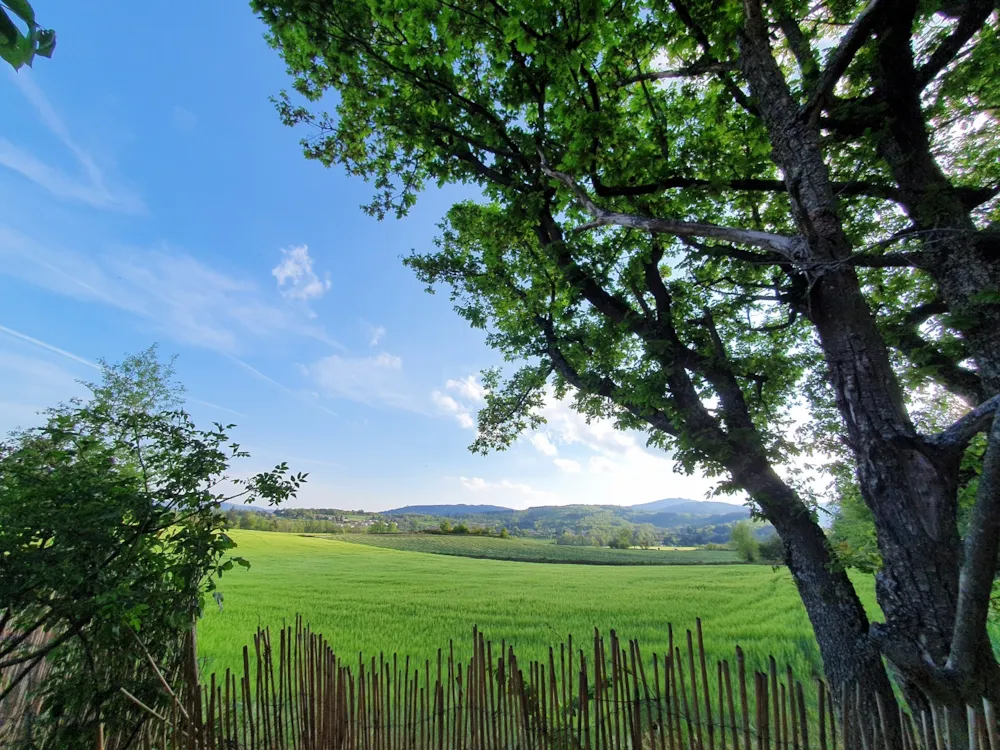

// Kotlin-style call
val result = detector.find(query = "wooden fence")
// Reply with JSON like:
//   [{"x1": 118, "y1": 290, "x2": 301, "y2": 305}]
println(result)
[
  {"x1": 5, "y1": 617, "x2": 999, "y2": 749},
  {"x1": 125, "y1": 617, "x2": 997, "y2": 750}
]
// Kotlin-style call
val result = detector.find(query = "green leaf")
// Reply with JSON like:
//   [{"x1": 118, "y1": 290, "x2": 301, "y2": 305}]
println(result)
[
  {"x1": 3, "y1": 0, "x2": 35, "y2": 24},
  {"x1": 0, "y1": 9, "x2": 20, "y2": 45},
  {"x1": 0, "y1": 26, "x2": 33, "y2": 70},
  {"x1": 35, "y1": 28, "x2": 54, "y2": 58}
]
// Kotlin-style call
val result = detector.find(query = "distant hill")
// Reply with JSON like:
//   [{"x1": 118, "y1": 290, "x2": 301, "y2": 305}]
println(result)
[
  {"x1": 387, "y1": 504, "x2": 514, "y2": 517},
  {"x1": 632, "y1": 498, "x2": 748, "y2": 515},
  {"x1": 220, "y1": 501, "x2": 274, "y2": 514},
  {"x1": 629, "y1": 498, "x2": 691, "y2": 511}
]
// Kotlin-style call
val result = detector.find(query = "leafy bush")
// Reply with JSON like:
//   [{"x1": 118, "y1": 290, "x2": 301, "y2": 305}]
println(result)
[{"x1": 0, "y1": 348, "x2": 303, "y2": 746}]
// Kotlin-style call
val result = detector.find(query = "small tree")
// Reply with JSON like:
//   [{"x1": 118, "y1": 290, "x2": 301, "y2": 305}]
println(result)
[
  {"x1": 730, "y1": 521, "x2": 760, "y2": 563},
  {"x1": 635, "y1": 524, "x2": 657, "y2": 550},
  {"x1": 0, "y1": 348, "x2": 304, "y2": 746}
]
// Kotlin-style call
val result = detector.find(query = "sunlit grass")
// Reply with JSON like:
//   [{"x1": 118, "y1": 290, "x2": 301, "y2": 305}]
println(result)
[
  {"x1": 198, "y1": 531, "x2": 881, "y2": 689},
  {"x1": 337, "y1": 533, "x2": 739, "y2": 564}
]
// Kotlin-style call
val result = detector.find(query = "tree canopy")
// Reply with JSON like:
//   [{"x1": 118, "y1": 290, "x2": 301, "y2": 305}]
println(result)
[{"x1": 255, "y1": 0, "x2": 1000, "y2": 733}]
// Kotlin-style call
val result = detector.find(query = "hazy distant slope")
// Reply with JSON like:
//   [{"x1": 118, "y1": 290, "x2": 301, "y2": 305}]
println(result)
[{"x1": 386, "y1": 504, "x2": 513, "y2": 516}]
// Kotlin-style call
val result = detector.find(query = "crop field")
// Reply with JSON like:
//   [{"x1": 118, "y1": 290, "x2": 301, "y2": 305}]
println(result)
[
  {"x1": 198, "y1": 531, "x2": 881, "y2": 687},
  {"x1": 337, "y1": 533, "x2": 740, "y2": 564}
]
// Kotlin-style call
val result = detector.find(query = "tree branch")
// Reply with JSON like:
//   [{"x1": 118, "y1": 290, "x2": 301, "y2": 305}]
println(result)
[
  {"x1": 613, "y1": 58, "x2": 737, "y2": 87},
  {"x1": 803, "y1": 0, "x2": 892, "y2": 120},
  {"x1": 539, "y1": 317, "x2": 679, "y2": 437},
  {"x1": 669, "y1": 0, "x2": 757, "y2": 113},
  {"x1": 589, "y1": 173, "x2": 903, "y2": 202},
  {"x1": 928, "y1": 392, "x2": 1000, "y2": 451},
  {"x1": 916, "y1": 0, "x2": 995, "y2": 89},
  {"x1": 884, "y1": 300, "x2": 985, "y2": 405},
  {"x1": 946, "y1": 409, "x2": 1000, "y2": 674},
  {"x1": 541, "y1": 160, "x2": 805, "y2": 256}
]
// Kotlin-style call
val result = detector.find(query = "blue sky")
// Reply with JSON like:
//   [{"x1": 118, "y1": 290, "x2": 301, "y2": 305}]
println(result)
[{"x1": 0, "y1": 0, "x2": 724, "y2": 510}]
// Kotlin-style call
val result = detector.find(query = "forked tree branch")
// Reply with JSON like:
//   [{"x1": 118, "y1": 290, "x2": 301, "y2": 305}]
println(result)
[
  {"x1": 917, "y1": 0, "x2": 995, "y2": 89},
  {"x1": 540, "y1": 160, "x2": 805, "y2": 257},
  {"x1": 947, "y1": 408, "x2": 1000, "y2": 674},
  {"x1": 802, "y1": 0, "x2": 892, "y2": 119},
  {"x1": 929, "y1": 392, "x2": 1000, "y2": 451}
]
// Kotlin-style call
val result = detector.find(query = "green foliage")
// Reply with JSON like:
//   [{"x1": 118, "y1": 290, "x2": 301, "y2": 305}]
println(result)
[
  {"x1": 368, "y1": 520, "x2": 399, "y2": 534},
  {"x1": 0, "y1": 0, "x2": 55, "y2": 70},
  {"x1": 730, "y1": 521, "x2": 760, "y2": 563},
  {"x1": 758, "y1": 536, "x2": 785, "y2": 566},
  {"x1": 0, "y1": 348, "x2": 303, "y2": 745}
]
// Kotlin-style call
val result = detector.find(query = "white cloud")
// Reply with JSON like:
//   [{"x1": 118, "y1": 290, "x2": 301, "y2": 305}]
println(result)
[
  {"x1": 272, "y1": 245, "x2": 331, "y2": 301},
  {"x1": 1, "y1": 71, "x2": 144, "y2": 213},
  {"x1": 368, "y1": 324, "x2": 387, "y2": 347},
  {"x1": 553, "y1": 458, "x2": 582, "y2": 473},
  {"x1": 305, "y1": 351, "x2": 411, "y2": 408},
  {"x1": 431, "y1": 373, "x2": 485, "y2": 429},
  {"x1": 0, "y1": 227, "x2": 340, "y2": 354},
  {"x1": 446, "y1": 375, "x2": 485, "y2": 402},
  {"x1": 432, "y1": 391, "x2": 462, "y2": 413},
  {"x1": 172, "y1": 105, "x2": 197, "y2": 133},
  {"x1": 530, "y1": 433, "x2": 558, "y2": 456},
  {"x1": 588, "y1": 456, "x2": 619, "y2": 474}
]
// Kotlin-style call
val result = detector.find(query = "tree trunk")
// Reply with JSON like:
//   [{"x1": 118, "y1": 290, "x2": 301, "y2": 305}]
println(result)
[
  {"x1": 736, "y1": 0, "x2": 999, "y2": 733},
  {"x1": 731, "y1": 456, "x2": 896, "y2": 703},
  {"x1": 860, "y1": 0, "x2": 1000, "y2": 715}
]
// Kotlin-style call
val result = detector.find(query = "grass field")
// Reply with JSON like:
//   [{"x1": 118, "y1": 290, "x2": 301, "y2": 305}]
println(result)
[
  {"x1": 336, "y1": 533, "x2": 740, "y2": 564},
  {"x1": 198, "y1": 531, "x2": 880, "y2": 687}
]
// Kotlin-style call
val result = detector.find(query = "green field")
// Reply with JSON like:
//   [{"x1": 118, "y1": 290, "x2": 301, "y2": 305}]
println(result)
[
  {"x1": 198, "y1": 531, "x2": 880, "y2": 686},
  {"x1": 337, "y1": 532, "x2": 740, "y2": 564}
]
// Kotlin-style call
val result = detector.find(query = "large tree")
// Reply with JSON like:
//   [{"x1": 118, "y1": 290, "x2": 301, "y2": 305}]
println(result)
[{"x1": 254, "y1": 0, "x2": 1000, "y2": 729}]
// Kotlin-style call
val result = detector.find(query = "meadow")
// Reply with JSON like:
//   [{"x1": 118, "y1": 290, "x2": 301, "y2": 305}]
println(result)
[
  {"x1": 338, "y1": 533, "x2": 740, "y2": 564},
  {"x1": 198, "y1": 531, "x2": 880, "y2": 687}
]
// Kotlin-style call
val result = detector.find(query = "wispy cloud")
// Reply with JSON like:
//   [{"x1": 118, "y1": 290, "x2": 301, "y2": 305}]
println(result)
[
  {"x1": 459, "y1": 476, "x2": 556, "y2": 502},
  {"x1": 272, "y1": 245, "x2": 331, "y2": 302},
  {"x1": 0, "y1": 324, "x2": 252, "y2": 420},
  {"x1": 305, "y1": 351, "x2": 413, "y2": 409},
  {"x1": 367, "y1": 323, "x2": 387, "y2": 347},
  {"x1": 0, "y1": 324, "x2": 98, "y2": 369},
  {"x1": 0, "y1": 227, "x2": 343, "y2": 355},
  {"x1": 553, "y1": 458, "x2": 582, "y2": 473},
  {"x1": 1, "y1": 71, "x2": 144, "y2": 213}
]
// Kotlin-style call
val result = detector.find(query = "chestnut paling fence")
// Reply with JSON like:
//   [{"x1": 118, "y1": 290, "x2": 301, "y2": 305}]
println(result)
[{"x1": 3, "y1": 617, "x2": 999, "y2": 749}]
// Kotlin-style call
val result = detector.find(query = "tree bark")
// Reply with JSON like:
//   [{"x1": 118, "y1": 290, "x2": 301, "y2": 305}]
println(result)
[
  {"x1": 860, "y1": 0, "x2": 1000, "y2": 716},
  {"x1": 736, "y1": 0, "x2": 989, "y2": 735}
]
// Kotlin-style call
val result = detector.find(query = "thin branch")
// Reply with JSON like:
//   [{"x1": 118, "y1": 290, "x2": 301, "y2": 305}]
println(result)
[
  {"x1": 590, "y1": 173, "x2": 903, "y2": 202},
  {"x1": 540, "y1": 159, "x2": 804, "y2": 256},
  {"x1": 928, "y1": 392, "x2": 1000, "y2": 451},
  {"x1": 669, "y1": 0, "x2": 757, "y2": 113},
  {"x1": 613, "y1": 59, "x2": 736, "y2": 87},
  {"x1": 803, "y1": 0, "x2": 892, "y2": 119},
  {"x1": 777, "y1": 12, "x2": 819, "y2": 88},
  {"x1": 917, "y1": 0, "x2": 994, "y2": 89}
]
